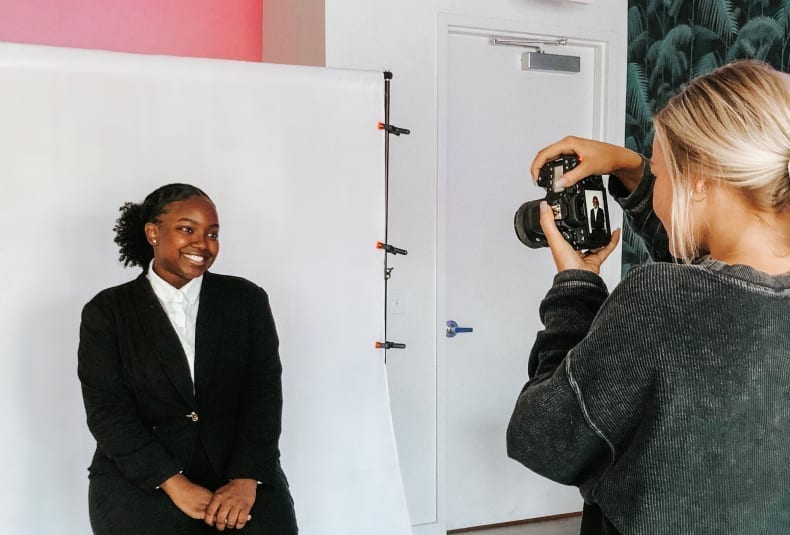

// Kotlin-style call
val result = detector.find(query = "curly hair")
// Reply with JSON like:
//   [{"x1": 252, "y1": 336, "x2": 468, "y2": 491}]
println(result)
[{"x1": 113, "y1": 183, "x2": 212, "y2": 268}]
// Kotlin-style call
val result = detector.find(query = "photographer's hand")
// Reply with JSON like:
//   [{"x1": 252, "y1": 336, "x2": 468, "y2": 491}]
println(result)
[
  {"x1": 539, "y1": 201, "x2": 621, "y2": 274},
  {"x1": 531, "y1": 136, "x2": 644, "y2": 192}
]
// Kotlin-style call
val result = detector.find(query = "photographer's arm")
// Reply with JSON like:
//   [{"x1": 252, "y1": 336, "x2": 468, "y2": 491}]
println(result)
[
  {"x1": 609, "y1": 159, "x2": 673, "y2": 263},
  {"x1": 506, "y1": 193, "x2": 623, "y2": 489},
  {"x1": 531, "y1": 137, "x2": 643, "y2": 191},
  {"x1": 506, "y1": 270, "x2": 612, "y2": 489}
]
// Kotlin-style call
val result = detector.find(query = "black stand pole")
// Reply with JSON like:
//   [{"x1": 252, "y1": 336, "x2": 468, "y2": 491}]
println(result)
[
  {"x1": 383, "y1": 71, "x2": 392, "y2": 363},
  {"x1": 378, "y1": 71, "x2": 410, "y2": 361}
]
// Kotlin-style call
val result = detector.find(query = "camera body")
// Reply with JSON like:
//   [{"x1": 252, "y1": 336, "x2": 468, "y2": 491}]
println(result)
[{"x1": 514, "y1": 154, "x2": 611, "y2": 250}]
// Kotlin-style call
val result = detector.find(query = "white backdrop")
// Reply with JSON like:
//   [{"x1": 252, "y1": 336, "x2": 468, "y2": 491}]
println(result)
[{"x1": 0, "y1": 42, "x2": 411, "y2": 535}]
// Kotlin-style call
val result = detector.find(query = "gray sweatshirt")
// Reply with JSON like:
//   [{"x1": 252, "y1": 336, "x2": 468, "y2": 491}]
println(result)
[{"x1": 506, "y1": 165, "x2": 790, "y2": 534}]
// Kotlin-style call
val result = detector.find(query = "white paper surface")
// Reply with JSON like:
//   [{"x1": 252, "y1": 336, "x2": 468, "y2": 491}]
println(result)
[{"x1": 0, "y1": 42, "x2": 410, "y2": 535}]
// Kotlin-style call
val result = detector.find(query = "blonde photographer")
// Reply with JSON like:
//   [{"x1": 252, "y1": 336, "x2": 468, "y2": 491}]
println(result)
[{"x1": 507, "y1": 60, "x2": 790, "y2": 534}]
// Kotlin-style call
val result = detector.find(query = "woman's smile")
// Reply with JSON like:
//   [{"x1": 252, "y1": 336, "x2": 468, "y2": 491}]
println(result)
[
  {"x1": 145, "y1": 195, "x2": 220, "y2": 288},
  {"x1": 182, "y1": 252, "x2": 210, "y2": 265}
]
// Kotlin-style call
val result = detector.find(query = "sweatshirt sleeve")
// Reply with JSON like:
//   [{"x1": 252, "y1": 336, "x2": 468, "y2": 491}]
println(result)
[
  {"x1": 608, "y1": 157, "x2": 673, "y2": 263},
  {"x1": 506, "y1": 270, "x2": 614, "y2": 493},
  {"x1": 508, "y1": 262, "x2": 682, "y2": 501}
]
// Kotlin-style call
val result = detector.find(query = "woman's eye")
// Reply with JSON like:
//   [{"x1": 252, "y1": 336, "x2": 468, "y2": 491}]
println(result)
[
  {"x1": 178, "y1": 226, "x2": 193, "y2": 233},
  {"x1": 208, "y1": 233, "x2": 219, "y2": 240}
]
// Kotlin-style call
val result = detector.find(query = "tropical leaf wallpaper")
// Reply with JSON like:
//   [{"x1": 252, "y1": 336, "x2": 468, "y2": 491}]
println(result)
[{"x1": 623, "y1": 0, "x2": 790, "y2": 273}]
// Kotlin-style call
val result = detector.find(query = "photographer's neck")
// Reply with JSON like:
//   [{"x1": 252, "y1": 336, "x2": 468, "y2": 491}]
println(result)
[{"x1": 702, "y1": 185, "x2": 790, "y2": 275}]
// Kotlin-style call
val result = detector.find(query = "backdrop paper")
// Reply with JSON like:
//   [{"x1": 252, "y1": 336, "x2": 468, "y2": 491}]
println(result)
[{"x1": 0, "y1": 42, "x2": 410, "y2": 535}]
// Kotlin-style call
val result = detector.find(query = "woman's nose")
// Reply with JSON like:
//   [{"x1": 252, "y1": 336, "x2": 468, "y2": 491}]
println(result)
[{"x1": 192, "y1": 234, "x2": 208, "y2": 248}]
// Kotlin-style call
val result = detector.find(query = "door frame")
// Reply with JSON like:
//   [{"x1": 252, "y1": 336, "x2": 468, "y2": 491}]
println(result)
[{"x1": 436, "y1": 13, "x2": 627, "y2": 530}]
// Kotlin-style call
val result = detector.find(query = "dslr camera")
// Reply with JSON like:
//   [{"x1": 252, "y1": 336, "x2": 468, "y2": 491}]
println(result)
[{"x1": 514, "y1": 154, "x2": 611, "y2": 250}]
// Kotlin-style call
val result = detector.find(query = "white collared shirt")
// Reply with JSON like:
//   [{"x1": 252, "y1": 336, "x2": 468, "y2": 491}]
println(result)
[{"x1": 147, "y1": 260, "x2": 203, "y2": 383}]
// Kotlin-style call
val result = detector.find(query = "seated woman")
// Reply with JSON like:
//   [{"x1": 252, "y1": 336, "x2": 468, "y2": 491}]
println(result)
[
  {"x1": 507, "y1": 60, "x2": 790, "y2": 534},
  {"x1": 78, "y1": 183, "x2": 298, "y2": 534}
]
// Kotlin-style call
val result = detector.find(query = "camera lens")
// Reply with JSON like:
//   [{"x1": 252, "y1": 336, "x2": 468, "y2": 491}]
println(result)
[{"x1": 514, "y1": 200, "x2": 546, "y2": 248}]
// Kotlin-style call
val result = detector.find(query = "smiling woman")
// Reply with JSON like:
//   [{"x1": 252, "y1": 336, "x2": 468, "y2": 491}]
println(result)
[
  {"x1": 144, "y1": 192, "x2": 220, "y2": 289},
  {"x1": 78, "y1": 183, "x2": 298, "y2": 535}
]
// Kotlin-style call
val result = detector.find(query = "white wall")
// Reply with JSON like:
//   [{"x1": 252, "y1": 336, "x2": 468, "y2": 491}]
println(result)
[
  {"x1": 263, "y1": 0, "x2": 325, "y2": 66},
  {"x1": 323, "y1": 1, "x2": 627, "y2": 532}
]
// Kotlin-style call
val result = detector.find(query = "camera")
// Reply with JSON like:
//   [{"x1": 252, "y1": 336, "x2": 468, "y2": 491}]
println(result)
[{"x1": 514, "y1": 154, "x2": 611, "y2": 250}]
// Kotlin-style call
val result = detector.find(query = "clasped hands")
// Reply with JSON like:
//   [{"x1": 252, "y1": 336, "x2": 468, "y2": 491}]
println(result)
[{"x1": 161, "y1": 474, "x2": 257, "y2": 531}]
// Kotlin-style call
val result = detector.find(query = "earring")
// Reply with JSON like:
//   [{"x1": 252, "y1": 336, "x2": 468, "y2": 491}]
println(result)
[
  {"x1": 152, "y1": 239, "x2": 158, "y2": 245},
  {"x1": 689, "y1": 188, "x2": 707, "y2": 202}
]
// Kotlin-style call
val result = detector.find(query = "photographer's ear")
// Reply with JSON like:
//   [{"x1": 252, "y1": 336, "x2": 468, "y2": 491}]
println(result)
[{"x1": 689, "y1": 178, "x2": 708, "y2": 203}]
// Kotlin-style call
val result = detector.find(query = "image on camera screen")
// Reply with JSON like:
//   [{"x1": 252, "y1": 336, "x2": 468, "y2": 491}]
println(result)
[{"x1": 585, "y1": 188, "x2": 609, "y2": 244}]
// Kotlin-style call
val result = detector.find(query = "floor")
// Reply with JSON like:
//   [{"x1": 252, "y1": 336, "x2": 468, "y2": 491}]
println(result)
[{"x1": 453, "y1": 515, "x2": 582, "y2": 535}]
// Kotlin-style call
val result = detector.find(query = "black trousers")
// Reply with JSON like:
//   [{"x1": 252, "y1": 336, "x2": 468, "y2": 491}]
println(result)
[
  {"x1": 89, "y1": 443, "x2": 297, "y2": 535},
  {"x1": 580, "y1": 502, "x2": 621, "y2": 535}
]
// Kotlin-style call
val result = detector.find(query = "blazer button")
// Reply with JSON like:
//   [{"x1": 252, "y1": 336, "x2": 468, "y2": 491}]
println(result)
[{"x1": 186, "y1": 411, "x2": 199, "y2": 422}]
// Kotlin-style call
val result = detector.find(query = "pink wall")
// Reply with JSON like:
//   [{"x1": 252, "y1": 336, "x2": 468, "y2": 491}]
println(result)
[{"x1": 0, "y1": 0, "x2": 263, "y2": 61}]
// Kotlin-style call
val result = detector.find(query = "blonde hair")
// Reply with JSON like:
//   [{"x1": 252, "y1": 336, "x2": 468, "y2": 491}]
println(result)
[{"x1": 652, "y1": 60, "x2": 790, "y2": 262}]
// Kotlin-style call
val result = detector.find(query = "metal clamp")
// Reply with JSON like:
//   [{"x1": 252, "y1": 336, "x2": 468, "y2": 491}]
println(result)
[
  {"x1": 376, "y1": 341, "x2": 407, "y2": 350},
  {"x1": 378, "y1": 122, "x2": 411, "y2": 136},
  {"x1": 377, "y1": 242, "x2": 408, "y2": 256}
]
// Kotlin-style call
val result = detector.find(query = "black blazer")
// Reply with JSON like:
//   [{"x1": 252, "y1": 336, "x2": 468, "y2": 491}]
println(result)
[
  {"x1": 590, "y1": 207, "x2": 605, "y2": 230},
  {"x1": 78, "y1": 271, "x2": 283, "y2": 491}
]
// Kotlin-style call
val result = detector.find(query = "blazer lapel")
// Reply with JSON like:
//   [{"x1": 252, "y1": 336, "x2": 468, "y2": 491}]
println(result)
[
  {"x1": 194, "y1": 271, "x2": 222, "y2": 399},
  {"x1": 131, "y1": 274, "x2": 196, "y2": 407}
]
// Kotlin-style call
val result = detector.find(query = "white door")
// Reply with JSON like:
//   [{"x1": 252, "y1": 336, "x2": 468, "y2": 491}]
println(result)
[{"x1": 439, "y1": 23, "x2": 614, "y2": 530}]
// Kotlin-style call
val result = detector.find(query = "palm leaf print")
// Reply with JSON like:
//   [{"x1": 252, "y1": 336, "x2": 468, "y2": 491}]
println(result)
[
  {"x1": 696, "y1": 0, "x2": 738, "y2": 42},
  {"x1": 627, "y1": 62, "x2": 653, "y2": 130},
  {"x1": 727, "y1": 16, "x2": 782, "y2": 61},
  {"x1": 647, "y1": 24, "x2": 694, "y2": 86}
]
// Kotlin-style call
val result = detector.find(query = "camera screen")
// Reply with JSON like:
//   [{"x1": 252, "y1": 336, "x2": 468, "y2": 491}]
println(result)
[
  {"x1": 585, "y1": 189, "x2": 608, "y2": 238},
  {"x1": 554, "y1": 164, "x2": 564, "y2": 178},
  {"x1": 552, "y1": 165, "x2": 565, "y2": 192}
]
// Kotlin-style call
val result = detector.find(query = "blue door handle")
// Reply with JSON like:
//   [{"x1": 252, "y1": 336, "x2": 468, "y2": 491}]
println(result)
[{"x1": 446, "y1": 320, "x2": 473, "y2": 338}]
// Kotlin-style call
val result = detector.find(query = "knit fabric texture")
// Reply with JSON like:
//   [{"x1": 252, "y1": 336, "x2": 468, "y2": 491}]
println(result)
[{"x1": 506, "y1": 164, "x2": 790, "y2": 534}]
